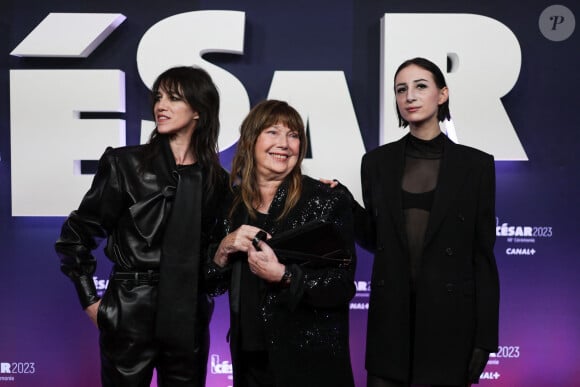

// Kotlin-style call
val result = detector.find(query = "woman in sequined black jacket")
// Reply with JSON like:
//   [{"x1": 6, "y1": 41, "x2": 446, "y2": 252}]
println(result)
[{"x1": 207, "y1": 100, "x2": 356, "y2": 387}]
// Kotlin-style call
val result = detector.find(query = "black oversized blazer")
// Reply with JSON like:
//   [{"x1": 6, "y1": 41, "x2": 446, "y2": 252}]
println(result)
[{"x1": 356, "y1": 134, "x2": 499, "y2": 385}]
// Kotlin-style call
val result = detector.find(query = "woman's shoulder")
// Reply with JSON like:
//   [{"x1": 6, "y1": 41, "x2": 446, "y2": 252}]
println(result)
[
  {"x1": 363, "y1": 135, "x2": 406, "y2": 162},
  {"x1": 301, "y1": 175, "x2": 350, "y2": 202},
  {"x1": 302, "y1": 175, "x2": 329, "y2": 191},
  {"x1": 99, "y1": 146, "x2": 152, "y2": 178},
  {"x1": 87, "y1": 145, "x2": 148, "y2": 184},
  {"x1": 451, "y1": 141, "x2": 494, "y2": 166},
  {"x1": 101, "y1": 144, "x2": 147, "y2": 162}
]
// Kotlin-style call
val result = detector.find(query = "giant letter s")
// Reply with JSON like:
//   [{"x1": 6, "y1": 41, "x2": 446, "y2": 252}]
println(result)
[{"x1": 136, "y1": 10, "x2": 249, "y2": 151}]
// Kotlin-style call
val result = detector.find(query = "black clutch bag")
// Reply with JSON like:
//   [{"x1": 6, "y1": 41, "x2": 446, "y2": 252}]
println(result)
[{"x1": 265, "y1": 220, "x2": 352, "y2": 268}]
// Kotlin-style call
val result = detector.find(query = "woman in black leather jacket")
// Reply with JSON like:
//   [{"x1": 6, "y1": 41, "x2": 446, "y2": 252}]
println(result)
[
  {"x1": 207, "y1": 100, "x2": 356, "y2": 387},
  {"x1": 55, "y1": 66, "x2": 228, "y2": 387}
]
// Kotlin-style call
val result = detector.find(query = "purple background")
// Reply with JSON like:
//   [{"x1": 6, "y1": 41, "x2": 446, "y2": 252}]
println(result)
[{"x1": 1, "y1": 0, "x2": 579, "y2": 386}]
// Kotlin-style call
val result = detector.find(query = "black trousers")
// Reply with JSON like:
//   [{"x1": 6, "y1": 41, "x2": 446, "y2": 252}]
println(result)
[
  {"x1": 97, "y1": 276, "x2": 212, "y2": 387},
  {"x1": 367, "y1": 294, "x2": 468, "y2": 387}
]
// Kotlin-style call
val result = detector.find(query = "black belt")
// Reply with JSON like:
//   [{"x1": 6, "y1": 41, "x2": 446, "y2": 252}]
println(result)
[{"x1": 111, "y1": 270, "x2": 160, "y2": 285}]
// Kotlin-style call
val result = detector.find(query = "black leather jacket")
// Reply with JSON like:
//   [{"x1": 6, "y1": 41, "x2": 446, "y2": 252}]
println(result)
[{"x1": 55, "y1": 136, "x2": 228, "y2": 309}]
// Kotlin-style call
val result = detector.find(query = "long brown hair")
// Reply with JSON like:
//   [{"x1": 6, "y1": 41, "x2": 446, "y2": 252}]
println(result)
[{"x1": 230, "y1": 100, "x2": 307, "y2": 220}]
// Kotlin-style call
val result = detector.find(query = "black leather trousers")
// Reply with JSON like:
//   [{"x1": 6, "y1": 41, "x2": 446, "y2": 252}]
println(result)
[{"x1": 97, "y1": 272, "x2": 213, "y2": 387}]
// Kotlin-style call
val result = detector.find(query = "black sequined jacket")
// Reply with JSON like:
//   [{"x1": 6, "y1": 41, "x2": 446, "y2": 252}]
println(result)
[
  {"x1": 207, "y1": 175, "x2": 356, "y2": 387},
  {"x1": 55, "y1": 136, "x2": 228, "y2": 309}
]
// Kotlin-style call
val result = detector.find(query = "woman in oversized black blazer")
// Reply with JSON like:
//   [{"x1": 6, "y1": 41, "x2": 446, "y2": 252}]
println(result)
[{"x1": 357, "y1": 58, "x2": 499, "y2": 387}]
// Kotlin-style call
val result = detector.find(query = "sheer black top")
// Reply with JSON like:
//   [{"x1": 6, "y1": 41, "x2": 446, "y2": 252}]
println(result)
[{"x1": 401, "y1": 133, "x2": 445, "y2": 289}]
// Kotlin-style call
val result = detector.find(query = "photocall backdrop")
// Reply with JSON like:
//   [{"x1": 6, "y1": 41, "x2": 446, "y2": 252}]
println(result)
[{"x1": 1, "y1": 0, "x2": 579, "y2": 386}]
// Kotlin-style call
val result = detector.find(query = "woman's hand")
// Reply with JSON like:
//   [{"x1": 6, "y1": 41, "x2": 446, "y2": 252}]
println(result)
[
  {"x1": 84, "y1": 300, "x2": 101, "y2": 328},
  {"x1": 247, "y1": 240, "x2": 286, "y2": 283},
  {"x1": 467, "y1": 347, "x2": 490, "y2": 383},
  {"x1": 319, "y1": 178, "x2": 339, "y2": 188},
  {"x1": 213, "y1": 225, "x2": 269, "y2": 267}
]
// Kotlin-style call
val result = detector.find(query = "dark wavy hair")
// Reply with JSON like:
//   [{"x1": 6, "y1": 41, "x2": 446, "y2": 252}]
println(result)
[
  {"x1": 230, "y1": 100, "x2": 307, "y2": 221},
  {"x1": 146, "y1": 66, "x2": 222, "y2": 195},
  {"x1": 394, "y1": 57, "x2": 451, "y2": 128}
]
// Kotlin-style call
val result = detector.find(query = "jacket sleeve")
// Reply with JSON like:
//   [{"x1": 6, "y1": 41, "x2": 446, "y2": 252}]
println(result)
[
  {"x1": 205, "y1": 259, "x2": 232, "y2": 297},
  {"x1": 281, "y1": 190, "x2": 356, "y2": 310},
  {"x1": 204, "y1": 218, "x2": 233, "y2": 298},
  {"x1": 353, "y1": 153, "x2": 377, "y2": 251},
  {"x1": 202, "y1": 170, "x2": 232, "y2": 297},
  {"x1": 54, "y1": 148, "x2": 125, "y2": 309},
  {"x1": 473, "y1": 155, "x2": 500, "y2": 352}
]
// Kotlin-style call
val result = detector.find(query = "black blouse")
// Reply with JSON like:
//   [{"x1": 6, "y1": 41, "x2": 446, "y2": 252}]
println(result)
[{"x1": 402, "y1": 133, "x2": 445, "y2": 289}]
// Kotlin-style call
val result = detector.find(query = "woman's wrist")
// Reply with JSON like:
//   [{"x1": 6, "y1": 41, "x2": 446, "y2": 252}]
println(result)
[
  {"x1": 280, "y1": 265, "x2": 292, "y2": 286},
  {"x1": 213, "y1": 246, "x2": 229, "y2": 267}
]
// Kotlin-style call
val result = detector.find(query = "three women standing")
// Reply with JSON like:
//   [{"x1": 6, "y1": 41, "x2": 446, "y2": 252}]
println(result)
[{"x1": 56, "y1": 57, "x2": 498, "y2": 387}]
